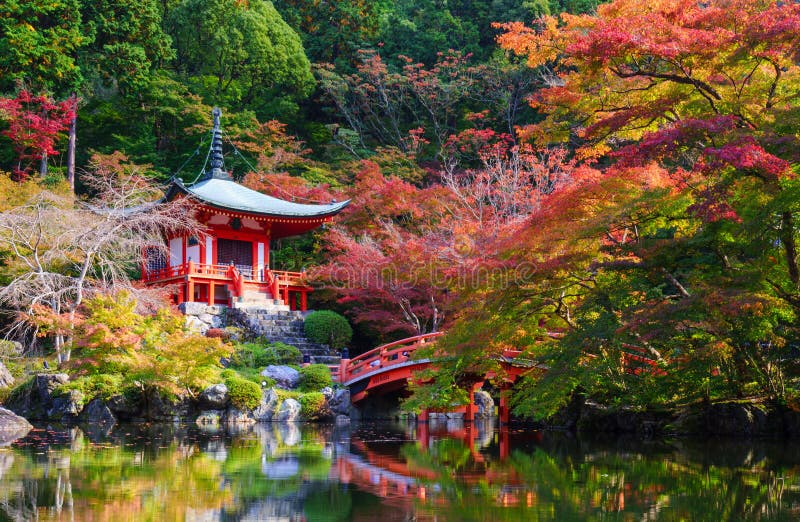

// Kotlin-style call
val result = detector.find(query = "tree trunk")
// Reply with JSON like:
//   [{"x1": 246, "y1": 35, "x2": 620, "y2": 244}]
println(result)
[
  {"x1": 39, "y1": 151, "x2": 48, "y2": 178},
  {"x1": 781, "y1": 211, "x2": 799, "y2": 290},
  {"x1": 67, "y1": 97, "x2": 77, "y2": 192}
]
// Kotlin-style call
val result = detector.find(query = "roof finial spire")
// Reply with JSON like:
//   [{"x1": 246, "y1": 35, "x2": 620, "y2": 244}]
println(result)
[{"x1": 206, "y1": 107, "x2": 231, "y2": 180}]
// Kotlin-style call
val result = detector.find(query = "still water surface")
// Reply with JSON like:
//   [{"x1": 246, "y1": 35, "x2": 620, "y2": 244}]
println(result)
[{"x1": 0, "y1": 419, "x2": 799, "y2": 521}]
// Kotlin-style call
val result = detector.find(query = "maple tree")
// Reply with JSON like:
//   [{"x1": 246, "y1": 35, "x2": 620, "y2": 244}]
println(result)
[
  {"x1": 471, "y1": 0, "x2": 800, "y2": 415},
  {"x1": 387, "y1": 0, "x2": 800, "y2": 417},
  {"x1": 64, "y1": 292, "x2": 230, "y2": 411},
  {"x1": 0, "y1": 91, "x2": 77, "y2": 180},
  {"x1": 0, "y1": 153, "x2": 197, "y2": 362},
  {"x1": 311, "y1": 129, "x2": 582, "y2": 344}
]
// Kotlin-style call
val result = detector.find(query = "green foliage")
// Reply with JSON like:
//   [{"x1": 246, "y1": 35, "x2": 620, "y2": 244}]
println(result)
[
  {"x1": 231, "y1": 341, "x2": 302, "y2": 368},
  {"x1": 303, "y1": 311, "x2": 352, "y2": 350},
  {"x1": 225, "y1": 376, "x2": 262, "y2": 410},
  {"x1": 0, "y1": 0, "x2": 87, "y2": 93},
  {"x1": 56, "y1": 374, "x2": 125, "y2": 407},
  {"x1": 80, "y1": 0, "x2": 174, "y2": 95},
  {"x1": 167, "y1": 0, "x2": 314, "y2": 113},
  {"x1": 5, "y1": 377, "x2": 35, "y2": 407},
  {"x1": 298, "y1": 391, "x2": 327, "y2": 420},
  {"x1": 298, "y1": 364, "x2": 332, "y2": 392},
  {"x1": 67, "y1": 293, "x2": 231, "y2": 404}
]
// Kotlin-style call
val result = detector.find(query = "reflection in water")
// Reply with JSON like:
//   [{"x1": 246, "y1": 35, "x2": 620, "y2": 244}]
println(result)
[{"x1": 0, "y1": 420, "x2": 799, "y2": 520}]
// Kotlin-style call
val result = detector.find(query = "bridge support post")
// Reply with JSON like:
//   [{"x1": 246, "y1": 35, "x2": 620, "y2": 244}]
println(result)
[
  {"x1": 464, "y1": 382, "x2": 483, "y2": 423},
  {"x1": 339, "y1": 355, "x2": 350, "y2": 384},
  {"x1": 418, "y1": 409, "x2": 429, "y2": 423},
  {"x1": 498, "y1": 394, "x2": 510, "y2": 425}
]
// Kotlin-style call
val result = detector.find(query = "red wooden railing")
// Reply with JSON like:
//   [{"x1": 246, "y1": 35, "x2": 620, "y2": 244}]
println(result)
[
  {"x1": 333, "y1": 334, "x2": 664, "y2": 385},
  {"x1": 142, "y1": 262, "x2": 306, "y2": 285},
  {"x1": 336, "y1": 332, "x2": 444, "y2": 384},
  {"x1": 142, "y1": 262, "x2": 312, "y2": 309}
]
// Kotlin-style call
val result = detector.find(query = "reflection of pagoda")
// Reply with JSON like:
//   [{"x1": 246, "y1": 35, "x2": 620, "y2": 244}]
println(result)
[{"x1": 142, "y1": 108, "x2": 349, "y2": 311}]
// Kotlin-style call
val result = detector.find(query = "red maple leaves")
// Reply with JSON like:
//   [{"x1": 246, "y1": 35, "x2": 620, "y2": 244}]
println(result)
[{"x1": 0, "y1": 91, "x2": 76, "y2": 180}]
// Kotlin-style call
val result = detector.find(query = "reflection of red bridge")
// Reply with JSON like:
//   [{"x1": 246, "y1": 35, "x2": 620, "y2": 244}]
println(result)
[
  {"x1": 333, "y1": 425, "x2": 539, "y2": 509},
  {"x1": 330, "y1": 333, "x2": 661, "y2": 422}
]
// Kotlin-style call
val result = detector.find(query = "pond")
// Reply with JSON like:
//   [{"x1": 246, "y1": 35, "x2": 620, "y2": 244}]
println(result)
[{"x1": 0, "y1": 419, "x2": 799, "y2": 521}]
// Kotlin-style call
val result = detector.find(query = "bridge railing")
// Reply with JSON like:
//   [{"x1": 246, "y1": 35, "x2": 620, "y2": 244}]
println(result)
[{"x1": 338, "y1": 332, "x2": 444, "y2": 383}]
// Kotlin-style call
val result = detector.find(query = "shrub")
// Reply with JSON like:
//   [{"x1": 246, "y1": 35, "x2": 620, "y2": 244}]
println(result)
[
  {"x1": 267, "y1": 342, "x2": 302, "y2": 365},
  {"x1": 205, "y1": 328, "x2": 227, "y2": 339},
  {"x1": 56, "y1": 374, "x2": 125, "y2": 404},
  {"x1": 299, "y1": 392, "x2": 328, "y2": 420},
  {"x1": 5, "y1": 377, "x2": 34, "y2": 406},
  {"x1": 298, "y1": 364, "x2": 332, "y2": 392},
  {"x1": 231, "y1": 341, "x2": 302, "y2": 368},
  {"x1": 225, "y1": 377, "x2": 262, "y2": 410},
  {"x1": 303, "y1": 311, "x2": 352, "y2": 350}
]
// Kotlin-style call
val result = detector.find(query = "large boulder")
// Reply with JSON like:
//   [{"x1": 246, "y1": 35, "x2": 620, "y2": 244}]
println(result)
[
  {"x1": 146, "y1": 393, "x2": 192, "y2": 421},
  {"x1": 36, "y1": 373, "x2": 69, "y2": 402},
  {"x1": 328, "y1": 389, "x2": 351, "y2": 416},
  {"x1": 198, "y1": 384, "x2": 229, "y2": 409},
  {"x1": 275, "y1": 398, "x2": 301, "y2": 422},
  {"x1": 253, "y1": 388, "x2": 279, "y2": 422},
  {"x1": 6, "y1": 373, "x2": 71, "y2": 420},
  {"x1": 261, "y1": 366, "x2": 300, "y2": 389},
  {"x1": 47, "y1": 389, "x2": 83, "y2": 420},
  {"x1": 0, "y1": 362, "x2": 14, "y2": 388},
  {"x1": 81, "y1": 399, "x2": 116, "y2": 426},
  {"x1": 0, "y1": 407, "x2": 32, "y2": 446},
  {"x1": 225, "y1": 407, "x2": 256, "y2": 425},
  {"x1": 704, "y1": 402, "x2": 770, "y2": 436},
  {"x1": 473, "y1": 390, "x2": 495, "y2": 419},
  {"x1": 105, "y1": 394, "x2": 139, "y2": 421}
]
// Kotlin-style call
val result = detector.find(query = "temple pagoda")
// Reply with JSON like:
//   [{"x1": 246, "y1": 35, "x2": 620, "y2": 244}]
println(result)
[{"x1": 141, "y1": 108, "x2": 349, "y2": 311}]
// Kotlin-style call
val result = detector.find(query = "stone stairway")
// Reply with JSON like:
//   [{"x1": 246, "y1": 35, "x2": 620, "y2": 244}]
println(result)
[
  {"x1": 231, "y1": 289, "x2": 290, "y2": 312},
  {"x1": 228, "y1": 307, "x2": 341, "y2": 366}
]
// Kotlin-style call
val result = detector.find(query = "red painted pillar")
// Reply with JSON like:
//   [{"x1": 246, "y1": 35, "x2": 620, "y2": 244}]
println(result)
[
  {"x1": 339, "y1": 355, "x2": 350, "y2": 384},
  {"x1": 465, "y1": 382, "x2": 482, "y2": 423},
  {"x1": 208, "y1": 282, "x2": 215, "y2": 306},
  {"x1": 499, "y1": 394, "x2": 510, "y2": 425},
  {"x1": 418, "y1": 409, "x2": 429, "y2": 424},
  {"x1": 300, "y1": 291, "x2": 308, "y2": 312},
  {"x1": 271, "y1": 273, "x2": 279, "y2": 301}
]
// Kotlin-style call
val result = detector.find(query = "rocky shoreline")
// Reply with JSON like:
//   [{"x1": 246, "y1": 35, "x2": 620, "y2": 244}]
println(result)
[
  {"x1": 3, "y1": 373, "x2": 800, "y2": 441},
  {"x1": 2, "y1": 372, "x2": 355, "y2": 429},
  {"x1": 538, "y1": 396, "x2": 800, "y2": 438}
]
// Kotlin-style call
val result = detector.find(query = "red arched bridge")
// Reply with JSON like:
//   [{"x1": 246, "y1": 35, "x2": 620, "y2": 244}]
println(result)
[
  {"x1": 329, "y1": 332, "x2": 662, "y2": 423},
  {"x1": 329, "y1": 332, "x2": 541, "y2": 423}
]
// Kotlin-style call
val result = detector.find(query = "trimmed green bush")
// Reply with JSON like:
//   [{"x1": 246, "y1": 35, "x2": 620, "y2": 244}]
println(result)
[
  {"x1": 267, "y1": 342, "x2": 303, "y2": 365},
  {"x1": 231, "y1": 341, "x2": 302, "y2": 368},
  {"x1": 298, "y1": 364, "x2": 332, "y2": 392},
  {"x1": 303, "y1": 311, "x2": 352, "y2": 350},
  {"x1": 225, "y1": 377, "x2": 262, "y2": 410},
  {"x1": 56, "y1": 374, "x2": 125, "y2": 405},
  {"x1": 299, "y1": 392, "x2": 327, "y2": 420}
]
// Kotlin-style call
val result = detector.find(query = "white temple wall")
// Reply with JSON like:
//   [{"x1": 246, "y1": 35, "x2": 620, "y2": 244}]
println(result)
[
  {"x1": 169, "y1": 237, "x2": 184, "y2": 267},
  {"x1": 186, "y1": 244, "x2": 200, "y2": 264}
]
